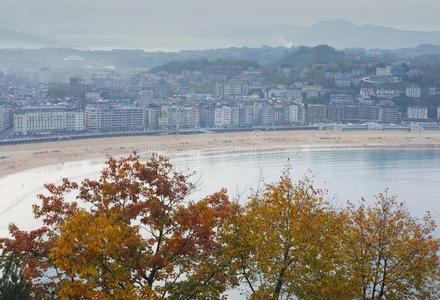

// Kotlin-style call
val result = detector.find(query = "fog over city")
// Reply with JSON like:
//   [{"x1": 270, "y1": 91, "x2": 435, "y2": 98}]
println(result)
[{"x1": 2, "y1": 0, "x2": 440, "y2": 50}]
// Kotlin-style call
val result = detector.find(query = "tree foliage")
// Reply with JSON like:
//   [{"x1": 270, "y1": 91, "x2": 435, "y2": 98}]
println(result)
[
  {"x1": 0, "y1": 154, "x2": 439, "y2": 299},
  {"x1": 224, "y1": 174, "x2": 354, "y2": 299},
  {"x1": 0, "y1": 153, "x2": 239, "y2": 299},
  {"x1": 0, "y1": 254, "x2": 32, "y2": 300},
  {"x1": 344, "y1": 193, "x2": 440, "y2": 299}
]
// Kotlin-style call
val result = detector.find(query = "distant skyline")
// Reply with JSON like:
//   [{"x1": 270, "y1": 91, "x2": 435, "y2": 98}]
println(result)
[{"x1": 1, "y1": 0, "x2": 440, "y2": 50}]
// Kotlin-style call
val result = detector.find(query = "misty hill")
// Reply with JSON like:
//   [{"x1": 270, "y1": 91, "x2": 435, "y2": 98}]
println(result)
[
  {"x1": 0, "y1": 18, "x2": 63, "y2": 48},
  {"x1": 2, "y1": 18, "x2": 440, "y2": 50},
  {"x1": 0, "y1": 47, "x2": 287, "y2": 70},
  {"x1": 276, "y1": 45, "x2": 346, "y2": 68},
  {"x1": 227, "y1": 20, "x2": 440, "y2": 49},
  {"x1": 0, "y1": 44, "x2": 439, "y2": 72},
  {"x1": 150, "y1": 58, "x2": 261, "y2": 74},
  {"x1": 0, "y1": 28, "x2": 62, "y2": 48}
]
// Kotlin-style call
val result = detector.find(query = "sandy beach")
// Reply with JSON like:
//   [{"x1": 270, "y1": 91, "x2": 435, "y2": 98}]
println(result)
[{"x1": 0, "y1": 130, "x2": 440, "y2": 178}]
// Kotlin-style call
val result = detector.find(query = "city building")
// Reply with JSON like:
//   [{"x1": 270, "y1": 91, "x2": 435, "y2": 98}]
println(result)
[
  {"x1": 376, "y1": 88, "x2": 399, "y2": 99},
  {"x1": 144, "y1": 106, "x2": 161, "y2": 129},
  {"x1": 159, "y1": 105, "x2": 200, "y2": 129},
  {"x1": 360, "y1": 88, "x2": 375, "y2": 99},
  {"x1": 85, "y1": 91, "x2": 102, "y2": 101},
  {"x1": 329, "y1": 94, "x2": 353, "y2": 104},
  {"x1": 379, "y1": 106, "x2": 400, "y2": 124},
  {"x1": 288, "y1": 105, "x2": 300, "y2": 123},
  {"x1": 328, "y1": 104, "x2": 380, "y2": 123},
  {"x1": 214, "y1": 105, "x2": 239, "y2": 128},
  {"x1": 137, "y1": 88, "x2": 155, "y2": 107},
  {"x1": 238, "y1": 104, "x2": 256, "y2": 127},
  {"x1": 14, "y1": 106, "x2": 84, "y2": 136},
  {"x1": 85, "y1": 104, "x2": 145, "y2": 131},
  {"x1": 215, "y1": 82, "x2": 249, "y2": 97},
  {"x1": 200, "y1": 104, "x2": 216, "y2": 128},
  {"x1": 376, "y1": 65, "x2": 392, "y2": 76},
  {"x1": 0, "y1": 107, "x2": 13, "y2": 133},
  {"x1": 407, "y1": 106, "x2": 428, "y2": 120},
  {"x1": 405, "y1": 86, "x2": 422, "y2": 98},
  {"x1": 303, "y1": 85, "x2": 323, "y2": 99},
  {"x1": 306, "y1": 104, "x2": 327, "y2": 123}
]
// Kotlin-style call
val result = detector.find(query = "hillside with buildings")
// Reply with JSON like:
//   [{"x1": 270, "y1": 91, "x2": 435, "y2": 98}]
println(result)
[{"x1": 1, "y1": 45, "x2": 440, "y2": 142}]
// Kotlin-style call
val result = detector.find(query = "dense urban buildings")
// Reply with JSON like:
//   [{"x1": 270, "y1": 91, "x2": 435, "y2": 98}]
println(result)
[{"x1": 1, "y1": 45, "x2": 440, "y2": 140}]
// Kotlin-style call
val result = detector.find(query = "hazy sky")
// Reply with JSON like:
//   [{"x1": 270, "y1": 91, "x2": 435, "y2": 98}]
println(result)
[{"x1": 1, "y1": 0, "x2": 440, "y2": 50}]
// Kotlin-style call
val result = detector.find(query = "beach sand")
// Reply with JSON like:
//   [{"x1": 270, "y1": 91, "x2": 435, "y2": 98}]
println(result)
[{"x1": 1, "y1": 130, "x2": 440, "y2": 178}]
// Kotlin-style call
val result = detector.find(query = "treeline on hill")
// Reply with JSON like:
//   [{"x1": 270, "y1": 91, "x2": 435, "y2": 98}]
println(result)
[
  {"x1": 0, "y1": 154, "x2": 439, "y2": 299},
  {"x1": 0, "y1": 47, "x2": 287, "y2": 70},
  {"x1": 148, "y1": 46, "x2": 350, "y2": 75},
  {"x1": 275, "y1": 45, "x2": 347, "y2": 68},
  {"x1": 149, "y1": 58, "x2": 261, "y2": 74}
]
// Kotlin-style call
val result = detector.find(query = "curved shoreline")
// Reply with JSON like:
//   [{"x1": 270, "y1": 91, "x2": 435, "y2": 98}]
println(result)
[{"x1": 1, "y1": 130, "x2": 440, "y2": 178}]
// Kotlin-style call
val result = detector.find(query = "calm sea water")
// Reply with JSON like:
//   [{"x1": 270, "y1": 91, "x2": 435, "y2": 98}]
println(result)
[{"x1": 1, "y1": 147, "x2": 440, "y2": 236}]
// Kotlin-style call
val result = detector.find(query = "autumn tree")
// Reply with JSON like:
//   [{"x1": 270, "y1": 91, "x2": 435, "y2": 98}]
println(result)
[
  {"x1": 0, "y1": 153, "x2": 239, "y2": 299},
  {"x1": 225, "y1": 173, "x2": 353, "y2": 300},
  {"x1": 1, "y1": 154, "x2": 439, "y2": 299},
  {"x1": 344, "y1": 192, "x2": 440, "y2": 299}
]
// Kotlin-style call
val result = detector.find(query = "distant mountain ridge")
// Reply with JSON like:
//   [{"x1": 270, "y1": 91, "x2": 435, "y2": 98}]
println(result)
[
  {"x1": 0, "y1": 18, "x2": 64, "y2": 48},
  {"x1": 2, "y1": 18, "x2": 440, "y2": 50},
  {"x1": 226, "y1": 20, "x2": 440, "y2": 49},
  {"x1": 0, "y1": 28, "x2": 61, "y2": 48}
]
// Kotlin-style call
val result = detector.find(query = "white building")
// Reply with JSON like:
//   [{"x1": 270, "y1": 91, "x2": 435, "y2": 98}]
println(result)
[
  {"x1": 159, "y1": 105, "x2": 200, "y2": 129},
  {"x1": 85, "y1": 105, "x2": 145, "y2": 131},
  {"x1": 85, "y1": 91, "x2": 102, "y2": 101},
  {"x1": 214, "y1": 106, "x2": 239, "y2": 128},
  {"x1": 288, "y1": 105, "x2": 299, "y2": 123},
  {"x1": 303, "y1": 85, "x2": 322, "y2": 99},
  {"x1": 406, "y1": 86, "x2": 422, "y2": 98},
  {"x1": 14, "y1": 107, "x2": 85, "y2": 136},
  {"x1": 376, "y1": 65, "x2": 392, "y2": 76},
  {"x1": 407, "y1": 106, "x2": 428, "y2": 120},
  {"x1": 216, "y1": 82, "x2": 249, "y2": 97},
  {"x1": 0, "y1": 107, "x2": 13, "y2": 133},
  {"x1": 376, "y1": 88, "x2": 399, "y2": 99},
  {"x1": 144, "y1": 106, "x2": 160, "y2": 129},
  {"x1": 360, "y1": 88, "x2": 375, "y2": 99}
]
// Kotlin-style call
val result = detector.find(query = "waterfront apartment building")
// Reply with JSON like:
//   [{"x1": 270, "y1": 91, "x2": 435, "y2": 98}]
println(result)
[
  {"x1": 214, "y1": 105, "x2": 239, "y2": 128},
  {"x1": 328, "y1": 104, "x2": 380, "y2": 123},
  {"x1": 144, "y1": 106, "x2": 161, "y2": 129},
  {"x1": 85, "y1": 104, "x2": 145, "y2": 131},
  {"x1": 158, "y1": 105, "x2": 200, "y2": 129},
  {"x1": 14, "y1": 106, "x2": 85, "y2": 136},
  {"x1": 379, "y1": 106, "x2": 400, "y2": 124},
  {"x1": 0, "y1": 107, "x2": 13, "y2": 133},
  {"x1": 307, "y1": 104, "x2": 328, "y2": 123},
  {"x1": 407, "y1": 106, "x2": 428, "y2": 120}
]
